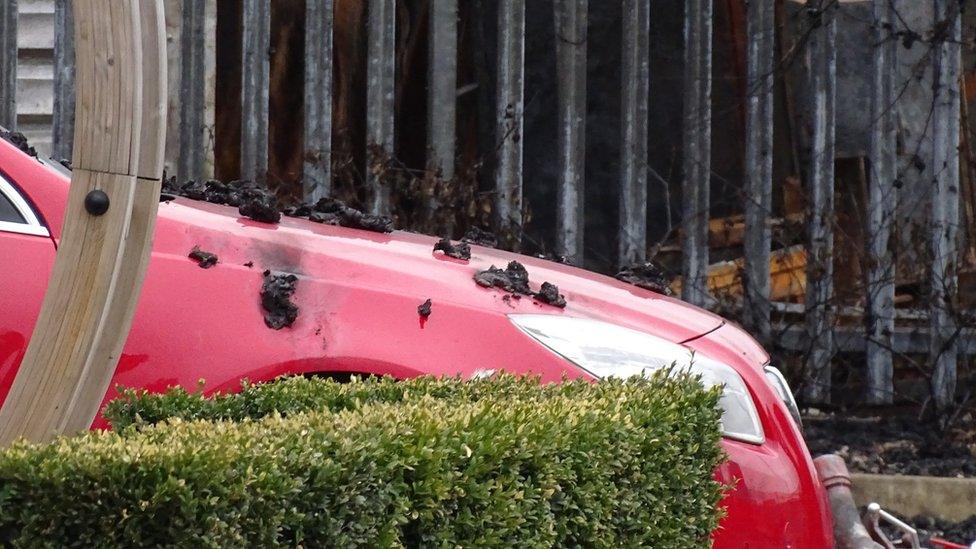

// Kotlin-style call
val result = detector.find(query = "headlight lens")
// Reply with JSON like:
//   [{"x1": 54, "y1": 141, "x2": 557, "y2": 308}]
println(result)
[
  {"x1": 763, "y1": 365, "x2": 803, "y2": 430},
  {"x1": 509, "y1": 314, "x2": 764, "y2": 444}
]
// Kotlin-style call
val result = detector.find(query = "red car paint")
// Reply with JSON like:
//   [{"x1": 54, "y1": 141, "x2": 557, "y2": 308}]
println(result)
[{"x1": 0, "y1": 138, "x2": 834, "y2": 548}]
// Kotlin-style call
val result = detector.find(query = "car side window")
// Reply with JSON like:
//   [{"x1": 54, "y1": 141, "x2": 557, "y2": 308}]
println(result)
[{"x1": 0, "y1": 190, "x2": 26, "y2": 223}]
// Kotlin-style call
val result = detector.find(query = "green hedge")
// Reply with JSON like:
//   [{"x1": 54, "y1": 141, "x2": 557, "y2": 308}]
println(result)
[{"x1": 0, "y1": 375, "x2": 725, "y2": 547}]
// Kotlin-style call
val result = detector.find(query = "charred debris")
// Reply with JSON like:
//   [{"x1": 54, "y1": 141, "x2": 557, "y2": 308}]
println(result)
[
  {"x1": 475, "y1": 261, "x2": 566, "y2": 308},
  {"x1": 261, "y1": 270, "x2": 299, "y2": 330},
  {"x1": 188, "y1": 246, "x2": 218, "y2": 269}
]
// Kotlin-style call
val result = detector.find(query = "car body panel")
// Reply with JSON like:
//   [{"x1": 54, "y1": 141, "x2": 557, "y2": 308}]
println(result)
[{"x1": 0, "y1": 138, "x2": 833, "y2": 548}]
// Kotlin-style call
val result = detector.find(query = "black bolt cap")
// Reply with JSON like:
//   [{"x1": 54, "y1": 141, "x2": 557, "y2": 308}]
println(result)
[{"x1": 84, "y1": 189, "x2": 110, "y2": 216}]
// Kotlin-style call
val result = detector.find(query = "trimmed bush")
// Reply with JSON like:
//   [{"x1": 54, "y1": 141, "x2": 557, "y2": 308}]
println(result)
[{"x1": 0, "y1": 375, "x2": 725, "y2": 547}]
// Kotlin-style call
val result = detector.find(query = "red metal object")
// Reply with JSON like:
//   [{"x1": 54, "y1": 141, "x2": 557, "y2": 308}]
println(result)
[{"x1": 0, "y1": 138, "x2": 834, "y2": 548}]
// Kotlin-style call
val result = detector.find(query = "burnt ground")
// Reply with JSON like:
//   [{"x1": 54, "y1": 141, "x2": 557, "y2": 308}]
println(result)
[
  {"x1": 803, "y1": 413, "x2": 976, "y2": 477},
  {"x1": 909, "y1": 514, "x2": 976, "y2": 545}
]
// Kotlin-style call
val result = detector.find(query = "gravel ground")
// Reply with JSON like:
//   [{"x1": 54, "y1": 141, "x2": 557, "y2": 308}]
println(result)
[{"x1": 912, "y1": 515, "x2": 976, "y2": 546}]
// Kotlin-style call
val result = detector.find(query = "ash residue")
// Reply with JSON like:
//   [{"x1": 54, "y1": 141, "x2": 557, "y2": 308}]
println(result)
[
  {"x1": 615, "y1": 262, "x2": 673, "y2": 295},
  {"x1": 534, "y1": 282, "x2": 566, "y2": 308},
  {"x1": 261, "y1": 270, "x2": 299, "y2": 330},
  {"x1": 475, "y1": 261, "x2": 531, "y2": 295},
  {"x1": 433, "y1": 238, "x2": 471, "y2": 260},
  {"x1": 188, "y1": 246, "x2": 218, "y2": 269},
  {"x1": 1, "y1": 130, "x2": 38, "y2": 158},
  {"x1": 461, "y1": 226, "x2": 498, "y2": 248},
  {"x1": 418, "y1": 298, "x2": 432, "y2": 317}
]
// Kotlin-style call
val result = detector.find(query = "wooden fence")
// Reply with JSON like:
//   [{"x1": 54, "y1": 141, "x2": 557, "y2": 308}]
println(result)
[{"x1": 0, "y1": 0, "x2": 972, "y2": 408}]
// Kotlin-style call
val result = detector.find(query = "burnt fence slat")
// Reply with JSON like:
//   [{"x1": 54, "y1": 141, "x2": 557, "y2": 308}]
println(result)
[
  {"x1": 52, "y1": 0, "x2": 74, "y2": 162},
  {"x1": 0, "y1": 0, "x2": 16, "y2": 130},
  {"x1": 427, "y1": 0, "x2": 457, "y2": 183},
  {"x1": 178, "y1": 0, "x2": 208, "y2": 183},
  {"x1": 554, "y1": 0, "x2": 587, "y2": 264},
  {"x1": 865, "y1": 0, "x2": 897, "y2": 404},
  {"x1": 241, "y1": 0, "x2": 270, "y2": 184},
  {"x1": 494, "y1": 0, "x2": 525, "y2": 249},
  {"x1": 681, "y1": 0, "x2": 712, "y2": 307},
  {"x1": 366, "y1": 0, "x2": 396, "y2": 215},
  {"x1": 618, "y1": 0, "x2": 649, "y2": 267},
  {"x1": 304, "y1": 0, "x2": 335, "y2": 202},
  {"x1": 743, "y1": 0, "x2": 774, "y2": 342},
  {"x1": 929, "y1": 0, "x2": 962, "y2": 410},
  {"x1": 803, "y1": 2, "x2": 837, "y2": 404}
]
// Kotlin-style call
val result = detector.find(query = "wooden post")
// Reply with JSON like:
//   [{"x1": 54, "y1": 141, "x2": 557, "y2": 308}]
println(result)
[
  {"x1": 803, "y1": 1, "x2": 836, "y2": 404},
  {"x1": 304, "y1": 0, "x2": 335, "y2": 202},
  {"x1": 554, "y1": 0, "x2": 587, "y2": 263},
  {"x1": 929, "y1": 0, "x2": 962, "y2": 411},
  {"x1": 494, "y1": 0, "x2": 525, "y2": 249},
  {"x1": 742, "y1": 0, "x2": 774, "y2": 342},
  {"x1": 427, "y1": 0, "x2": 457, "y2": 182},
  {"x1": 682, "y1": 0, "x2": 713, "y2": 307},
  {"x1": 865, "y1": 0, "x2": 897, "y2": 404},
  {"x1": 618, "y1": 0, "x2": 650, "y2": 267},
  {"x1": 241, "y1": 0, "x2": 270, "y2": 184},
  {"x1": 0, "y1": 0, "x2": 168, "y2": 444},
  {"x1": 0, "y1": 0, "x2": 16, "y2": 130},
  {"x1": 366, "y1": 0, "x2": 396, "y2": 215},
  {"x1": 52, "y1": 0, "x2": 75, "y2": 162}
]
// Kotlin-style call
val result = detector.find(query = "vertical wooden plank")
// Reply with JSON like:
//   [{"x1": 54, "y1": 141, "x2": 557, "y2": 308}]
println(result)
[
  {"x1": 367, "y1": 0, "x2": 396, "y2": 214},
  {"x1": 494, "y1": 0, "x2": 525, "y2": 249},
  {"x1": 0, "y1": 0, "x2": 16, "y2": 130},
  {"x1": 304, "y1": 0, "x2": 334, "y2": 201},
  {"x1": 52, "y1": 0, "x2": 75, "y2": 162},
  {"x1": 865, "y1": 0, "x2": 897, "y2": 404},
  {"x1": 178, "y1": 0, "x2": 207, "y2": 183},
  {"x1": 619, "y1": 0, "x2": 649, "y2": 267},
  {"x1": 554, "y1": 0, "x2": 587, "y2": 263},
  {"x1": 681, "y1": 0, "x2": 713, "y2": 306},
  {"x1": 241, "y1": 0, "x2": 270, "y2": 183},
  {"x1": 742, "y1": 0, "x2": 774, "y2": 341},
  {"x1": 803, "y1": 1, "x2": 836, "y2": 404},
  {"x1": 929, "y1": 0, "x2": 962, "y2": 411},
  {"x1": 427, "y1": 0, "x2": 457, "y2": 181}
]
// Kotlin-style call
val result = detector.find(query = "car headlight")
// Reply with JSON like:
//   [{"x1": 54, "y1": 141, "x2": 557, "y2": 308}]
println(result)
[
  {"x1": 509, "y1": 314, "x2": 764, "y2": 444},
  {"x1": 763, "y1": 365, "x2": 803, "y2": 430}
]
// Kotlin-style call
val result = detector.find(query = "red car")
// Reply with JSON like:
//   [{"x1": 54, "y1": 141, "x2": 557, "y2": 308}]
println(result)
[{"x1": 0, "y1": 136, "x2": 834, "y2": 547}]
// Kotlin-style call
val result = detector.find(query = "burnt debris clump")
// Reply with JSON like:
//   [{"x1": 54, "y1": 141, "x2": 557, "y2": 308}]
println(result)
[
  {"x1": 615, "y1": 262, "x2": 673, "y2": 295},
  {"x1": 305, "y1": 198, "x2": 394, "y2": 233},
  {"x1": 188, "y1": 246, "x2": 218, "y2": 269},
  {"x1": 261, "y1": 270, "x2": 299, "y2": 330},
  {"x1": 0, "y1": 130, "x2": 38, "y2": 158},
  {"x1": 238, "y1": 188, "x2": 281, "y2": 224},
  {"x1": 475, "y1": 261, "x2": 531, "y2": 295},
  {"x1": 534, "y1": 282, "x2": 567, "y2": 308},
  {"x1": 475, "y1": 261, "x2": 567, "y2": 308},
  {"x1": 418, "y1": 298, "x2": 432, "y2": 318},
  {"x1": 161, "y1": 178, "x2": 282, "y2": 224},
  {"x1": 461, "y1": 226, "x2": 498, "y2": 248},
  {"x1": 433, "y1": 238, "x2": 471, "y2": 260}
]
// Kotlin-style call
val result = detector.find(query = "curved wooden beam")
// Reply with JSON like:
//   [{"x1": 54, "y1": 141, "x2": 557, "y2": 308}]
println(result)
[{"x1": 0, "y1": 0, "x2": 167, "y2": 444}]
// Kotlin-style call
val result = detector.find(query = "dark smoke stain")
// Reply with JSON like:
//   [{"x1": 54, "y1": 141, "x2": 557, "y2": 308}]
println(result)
[
  {"x1": 615, "y1": 262, "x2": 673, "y2": 295},
  {"x1": 261, "y1": 270, "x2": 299, "y2": 330},
  {"x1": 433, "y1": 238, "x2": 471, "y2": 260},
  {"x1": 188, "y1": 246, "x2": 219, "y2": 269}
]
